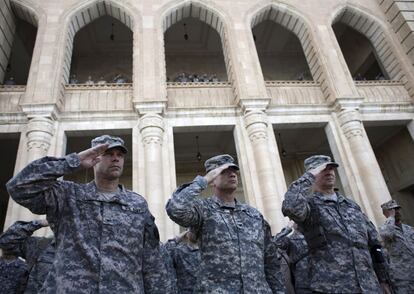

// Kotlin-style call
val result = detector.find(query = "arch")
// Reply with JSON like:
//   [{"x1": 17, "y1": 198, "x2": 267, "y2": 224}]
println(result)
[
  {"x1": 0, "y1": 0, "x2": 42, "y2": 84},
  {"x1": 158, "y1": 0, "x2": 236, "y2": 93},
  {"x1": 332, "y1": 5, "x2": 405, "y2": 82},
  {"x1": 247, "y1": 2, "x2": 330, "y2": 99},
  {"x1": 52, "y1": 0, "x2": 139, "y2": 106}
]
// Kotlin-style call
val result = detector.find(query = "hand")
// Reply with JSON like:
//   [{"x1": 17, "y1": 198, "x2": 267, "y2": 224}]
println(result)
[
  {"x1": 388, "y1": 209, "x2": 396, "y2": 218},
  {"x1": 309, "y1": 163, "x2": 328, "y2": 176},
  {"x1": 204, "y1": 163, "x2": 233, "y2": 185},
  {"x1": 78, "y1": 143, "x2": 109, "y2": 169},
  {"x1": 38, "y1": 219, "x2": 49, "y2": 227}
]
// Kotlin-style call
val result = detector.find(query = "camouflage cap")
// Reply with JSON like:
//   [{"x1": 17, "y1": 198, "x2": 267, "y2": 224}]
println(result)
[
  {"x1": 304, "y1": 155, "x2": 338, "y2": 172},
  {"x1": 381, "y1": 199, "x2": 401, "y2": 210},
  {"x1": 91, "y1": 135, "x2": 128, "y2": 154},
  {"x1": 204, "y1": 154, "x2": 239, "y2": 173}
]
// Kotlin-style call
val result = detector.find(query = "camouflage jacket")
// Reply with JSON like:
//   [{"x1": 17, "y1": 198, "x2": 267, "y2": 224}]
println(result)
[
  {"x1": 164, "y1": 239, "x2": 201, "y2": 294},
  {"x1": 282, "y1": 172, "x2": 385, "y2": 293},
  {"x1": 277, "y1": 229, "x2": 310, "y2": 293},
  {"x1": 0, "y1": 257, "x2": 28, "y2": 294},
  {"x1": 0, "y1": 220, "x2": 53, "y2": 294},
  {"x1": 160, "y1": 242, "x2": 178, "y2": 294},
  {"x1": 379, "y1": 217, "x2": 414, "y2": 290},
  {"x1": 6, "y1": 153, "x2": 168, "y2": 294},
  {"x1": 166, "y1": 176, "x2": 274, "y2": 293}
]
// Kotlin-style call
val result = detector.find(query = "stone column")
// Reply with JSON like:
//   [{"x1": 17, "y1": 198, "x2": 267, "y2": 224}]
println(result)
[
  {"x1": 407, "y1": 120, "x2": 414, "y2": 141},
  {"x1": 138, "y1": 113, "x2": 167, "y2": 238},
  {"x1": 243, "y1": 110, "x2": 286, "y2": 232},
  {"x1": 337, "y1": 108, "x2": 391, "y2": 225},
  {"x1": 5, "y1": 114, "x2": 55, "y2": 231}
]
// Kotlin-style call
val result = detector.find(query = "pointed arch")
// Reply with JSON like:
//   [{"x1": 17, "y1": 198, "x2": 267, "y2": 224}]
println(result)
[
  {"x1": 247, "y1": 2, "x2": 330, "y2": 99},
  {"x1": 158, "y1": 0, "x2": 236, "y2": 95},
  {"x1": 332, "y1": 5, "x2": 406, "y2": 83}
]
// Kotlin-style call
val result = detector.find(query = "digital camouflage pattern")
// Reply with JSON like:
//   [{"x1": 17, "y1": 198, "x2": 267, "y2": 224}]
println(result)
[
  {"x1": 166, "y1": 175, "x2": 275, "y2": 293},
  {"x1": 282, "y1": 172, "x2": 386, "y2": 293},
  {"x1": 6, "y1": 153, "x2": 168, "y2": 294},
  {"x1": 159, "y1": 241, "x2": 178, "y2": 294},
  {"x1": 379, "y1": 216, "x2": 414, "y2": 293},
  {"x1": 0, "y1": 220, "x2": 53, "y2": 294},
  {"x1": 0, "y1": 257, "x2": 28, "y2": 294},
  {"x1": 164, "y1": 238, "x2": 201, "y2": 294},
  {"x1": 276, "y1": 228, "x2": 311, "y2": 294}
]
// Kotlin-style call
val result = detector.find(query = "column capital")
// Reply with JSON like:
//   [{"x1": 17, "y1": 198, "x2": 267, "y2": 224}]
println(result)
[
  {"x1": 134, "y1": 101, "x2": 166, "y2": 116},
  {"x1": 337, "y1": 108, "x2": 363, "y2": 140},
  {"x1": 239, "y1": 98, "x2": 270, "y2": 113},
  {"x1": 139, "y1": 113, "x2": 165, "y2": 146},
  {"x1": 332, "y1": 97, "x2": 364, "y2": 112},
  {"x1": 243, "y1": 110, "x2": 268, "y2": 142},
  {"x1": 26, "y1": 116, "x2": 55, "y2": 154},
  {"x1": 20, "y1": 103, "x2": 59, "y2": 120}
]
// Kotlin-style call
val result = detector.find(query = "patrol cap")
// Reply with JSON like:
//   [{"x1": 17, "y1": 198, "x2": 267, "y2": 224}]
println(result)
[
  {"x1": 91, "y1": 135, "x2": 128, "y2": 154},
  {"x1": 204, "y1": 154, "x2": 239, "y2": 173},
  {"x1": 381, "y1": 199, "x2": 401, "y2": 210},
  {"x1": 304, "y1": 155, "x2": 338, "y2": 172}
]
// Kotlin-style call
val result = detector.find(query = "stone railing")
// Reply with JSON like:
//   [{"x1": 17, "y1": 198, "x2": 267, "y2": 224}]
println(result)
[
  {"x1": 63, "y1": 84, "x2": 133, "y2": 112},
  {"x1": 265, "y1": 81, "x2": 325, "y2": 105},
  {"x1": 166, "y1": 82, "x2": 235, "y2": 108},
  {"x1": 0, "y1": 85, "x2": 26, "y2": 113},
  {"x1": 355, "y1": 80, "x2": 412, "y2": 103}
]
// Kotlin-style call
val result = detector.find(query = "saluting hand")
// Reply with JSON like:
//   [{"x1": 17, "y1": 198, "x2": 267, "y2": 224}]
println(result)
[
  {"x1": 204, "y1": 163, "x2": 232, "y2": 185},
  {"x1": 309, "y1": 163, "x2": 328, "y2": 177},
  {"x1": 78, "y1": 143, "x2": 109, "y2": 169}
]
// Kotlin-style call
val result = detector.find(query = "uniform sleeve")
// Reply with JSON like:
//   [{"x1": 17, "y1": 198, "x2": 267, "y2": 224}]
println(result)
[
  {"x1": 273, "y1": 226, "x2": 293, "y2": 251},
  {"x1": 281, "y1": 173, "x2": 314, "y2": 223},
  {"x1": 160, "y1": 242, "x2": 178, "y2": 293},
  {"x1": 264, "y1": 220, "x2": 286, "y2": 294},
  {"x1": 6, "y1": 154, "x2": 81, "y2": 216},
  {"x1": 165, "y1": 176, "x2": 207, "y2": 228},
  {"x1": 366, "y1": 217, "x2": 388, "y2": 283},
  {"x1": 142, "y1": 212, "x2": 171, "y2": 293},
  {"x1": 378, "y1": 217, "x2": 397, "y2": 242},
  {"x1": 0, "y1": 220, "x2": 43, "y2": 257}
]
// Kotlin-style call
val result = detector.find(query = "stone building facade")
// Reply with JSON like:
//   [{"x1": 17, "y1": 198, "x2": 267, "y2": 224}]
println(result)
[{"x1": 0, "y1": 0, "x2": 413, "y2": 240}]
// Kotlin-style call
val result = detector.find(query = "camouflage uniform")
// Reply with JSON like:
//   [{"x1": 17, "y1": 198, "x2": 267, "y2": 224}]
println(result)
[
  {"x1": 0, "y1": 256, "x2": 28, "y2": 294},
  {"x1": 6, "y1": 153, "x2": 167, "y2": 294},
  {"x1": 166, "y1": 176, "x2": 274, "y2": 293},
  {"x1": 164, "y1": 238, "x2": 201, "y2": 294},
  {"x1": 0, "y1": 220, "x2": 54, "y2": 294},
  {"x1": 379, "y1": 207, "x2": 414, "y2": 293},
  {"x1": 282, "y1": 170, "x2": 386, "y2": 293},
  {"x1": 276, "y1": 228, "x2": 311, "y2": 294},
  {"x1": 160, "y1": 241, "x2": 178, "y2": 294}
]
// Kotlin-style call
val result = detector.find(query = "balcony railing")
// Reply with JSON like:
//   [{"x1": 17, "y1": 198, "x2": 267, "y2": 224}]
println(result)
[
  {"x1": 64, "y1": 84, "x2": 133, "y2": 112},
  {"x1": 166, "y1": 82, "x2": 234, "y2": 108},
  {"x1": 0, "y1": 85, "x2": 25, "y2": 113},
  {"x1": 265, "y1": 81, "x2": 325, "y2": 105},
  {"x1": 355, "y1": 80, "x2": 412, "y2": 103}
]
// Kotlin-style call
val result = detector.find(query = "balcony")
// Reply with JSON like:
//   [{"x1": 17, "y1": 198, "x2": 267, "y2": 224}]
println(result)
[
  {"x1": 0, "y1": 85, "x2": 25, "y2": 114},
  {"x1": 265, "y1": 81, "x2": 325, "y2": 105},
  {"x1": 355, "y1": 80, "x2": 412, "y2": 104},
  {"x1": 63, "y1": 83, "x2": 133, "y2": 112},
  {"x1": 166, "y1": 82, "x2": 235, "y2": 108}
]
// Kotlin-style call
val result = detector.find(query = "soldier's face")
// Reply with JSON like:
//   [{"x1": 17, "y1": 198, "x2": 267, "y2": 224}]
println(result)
[
  {"x1": 94, "y1": 148, "x2": 125, "y2": 180},
  {"x1": 314, "y1": 165, "x2": 336, "y2": 190},
  {"x1": 212, "y1": 167, "x2": 238, "y2": 192}
]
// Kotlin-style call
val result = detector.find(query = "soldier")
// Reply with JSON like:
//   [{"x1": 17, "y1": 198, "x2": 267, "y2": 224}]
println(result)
[
  {"x1": 275, "y1": 222, "x2": 311, "y2": 294},
  {"x1": 379, "y1": 199, "x2": 414, "y2": 293},
  {"x1": 6, "y1": 135, "x2": 167, "y2": 293},
  {"x1": 282, "y1": 155, "x2": 390, "y2": 293},
  {"x1": 164, "y1": 230, "x2": 201, "y2": 294},
  {"x1": 166, "y1": 154, "x2": 276, "y2": 293},
  {"x1": 0, "y1": 219, "x2": 53, "y2": 294},
  {"x1": 0, "y1": 247, "x2": 28, "y2": 294}
]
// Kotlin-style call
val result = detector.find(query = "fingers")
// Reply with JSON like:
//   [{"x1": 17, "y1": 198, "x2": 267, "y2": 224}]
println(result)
[
  {"x1": 309, "y1": 163, "x2": 328, "y2": 176},
  {"x1": 204, "y1": 163, "x2": 232, "y2": 184}
]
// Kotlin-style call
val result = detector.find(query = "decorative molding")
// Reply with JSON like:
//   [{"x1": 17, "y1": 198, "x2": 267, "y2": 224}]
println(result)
[
  {"x1": 333, "y1": 97, "x2": 364, "y2": 112},
  {"x1": 243, "y1": 110, "x2": 268, "y2": 142},
  {"x1": 0, "y1": 85, "x2": 27, "y2": 92},
  {"x1": 337, "y1": 109, "x2": 364, "y2": 139},
  {"x1": 20, "y1": 103, "x2": 59, "y2": 120},
  {"x1": 65, "y1": 83, "x2": 133, "y2": 90},
  {"x1": 166, "y1": 82, "x2": 231, "y2": 88},
  {"x1": 239, "y1": 98, "x2": 270, "y2": 113},
  {"x1": 139, "y1": 113, "x2": 165, "y2": 147},
  {"x1": 134, "y1": 101, "x2": 166, "y2": 115}
]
